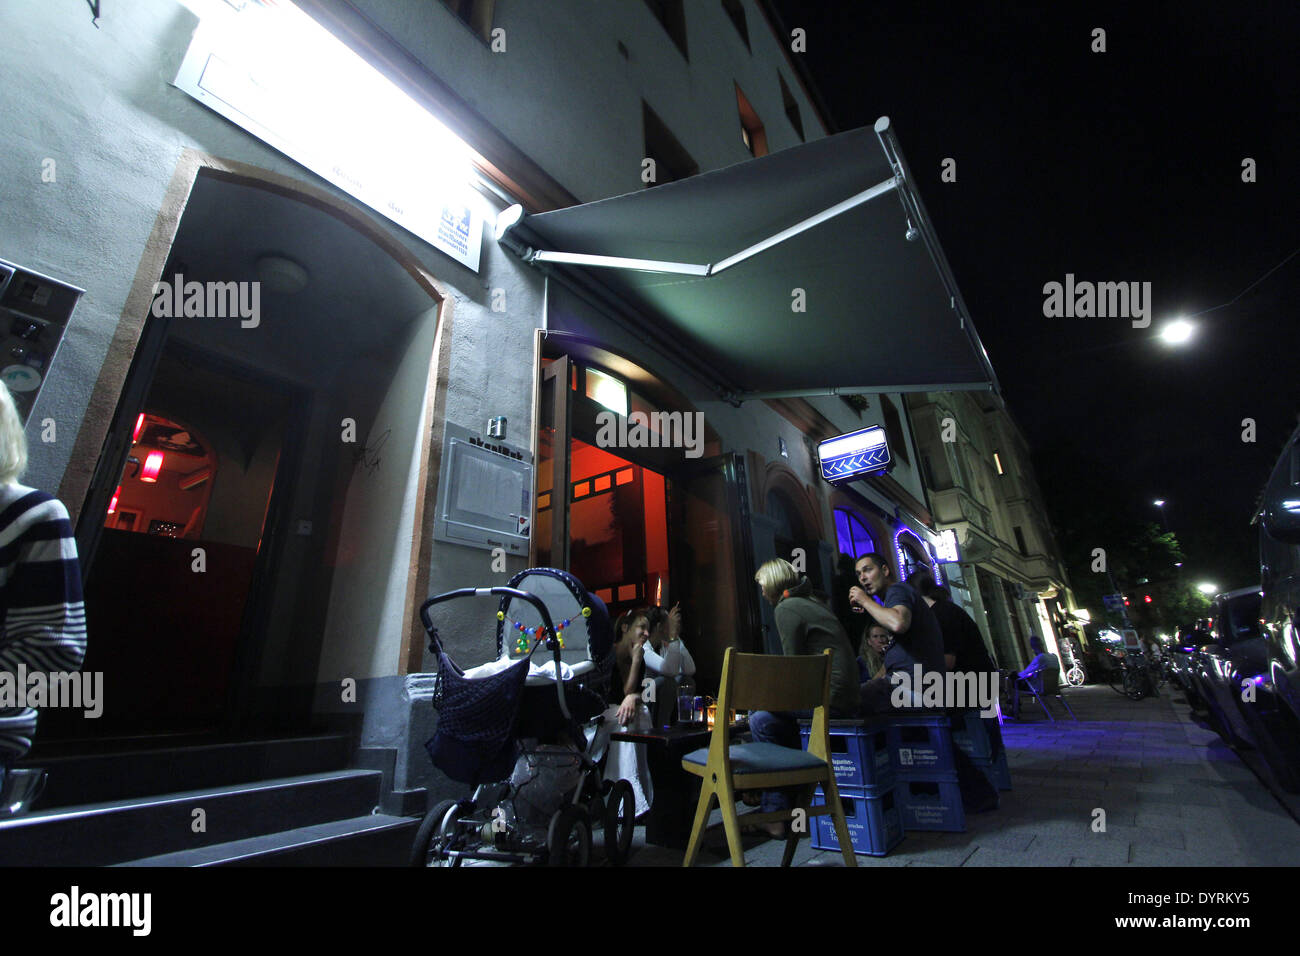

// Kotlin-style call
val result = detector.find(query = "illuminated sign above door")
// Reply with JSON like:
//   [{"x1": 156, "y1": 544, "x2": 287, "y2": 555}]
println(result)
[
  {"x1": 173, "y1": 2, "x2": 484, "y2": 272},
  {"x1": 817, "y1": 424, "x2": 891, "y2": 483}
]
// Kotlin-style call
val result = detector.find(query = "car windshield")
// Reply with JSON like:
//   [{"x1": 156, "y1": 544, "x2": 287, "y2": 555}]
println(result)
[{"x1": 1219, "y1": 592, "x2": 1263, "y2": 645}]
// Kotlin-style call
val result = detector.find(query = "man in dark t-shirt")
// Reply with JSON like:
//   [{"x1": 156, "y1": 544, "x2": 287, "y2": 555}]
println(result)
[
  {"x1": 905, "y1": 572, "x2": 998, "y2": 676},
  {"x1": 850, "y1": 553, "x2": 946, "y2": 711}
]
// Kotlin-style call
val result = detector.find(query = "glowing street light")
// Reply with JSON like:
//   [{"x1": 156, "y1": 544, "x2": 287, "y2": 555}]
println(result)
[
  {"x1": 1153, "y1": 499, "x2": 1166, "y2": 507},
  {"x1": 1197, "y1": 582, "x2": 1218, "y2": 594},
  {"x1": 1159, "y1": 319, "x2": 1195, "y2": 346}
]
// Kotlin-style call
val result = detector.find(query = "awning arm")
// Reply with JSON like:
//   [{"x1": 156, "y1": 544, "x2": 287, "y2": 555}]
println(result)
[
  {"x1": 708, "y1": 177, "x2": 898, "y2": 275},
  {"x1": 497, "y1": 176, "x2": 898, "y2": 277},
  {"x1": 874, "y1": 116, "x2": 1001, "y2": 393}
]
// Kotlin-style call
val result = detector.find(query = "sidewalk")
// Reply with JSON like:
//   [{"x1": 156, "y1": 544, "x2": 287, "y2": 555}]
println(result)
[{"x1": 625, "y1": 684, "x2": 1300, "y2": 866}]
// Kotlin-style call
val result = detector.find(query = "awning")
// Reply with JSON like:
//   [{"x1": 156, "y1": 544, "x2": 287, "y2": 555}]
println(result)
[{"x1": 497, "y1": 117, "x2": 998, "y2": 402}]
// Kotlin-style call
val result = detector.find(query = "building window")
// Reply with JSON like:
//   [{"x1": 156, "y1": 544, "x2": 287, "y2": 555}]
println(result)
[
  {"x1": 879, "y1": 395, "x2": 910, "y2": 465},
  {"x1": 642, "y1": 102, "x2": 699, "y2": 186},
  {"x1": 722, "y1": 0, "x2": 750, "y2": 49},
  {"x1": 735, "y1": 84, "x2": 768, "y2": 157},
  {"x1": 833, "y1": 508, "x2": 875, "y2": 560},
  {"x1": 778, "y1": 72, "x2": 804, "y2": 141},
  {"x1": 994, "y1": 451, "x2": 1004, "y2": 475},
  {"x1": 1014, "y1": 526, "x2": 1028, "y2": 556},
  {"x1": 644, "y1": 0, "x2": 689, "y2": 60},
  {"x1": 440, "y1": 0, "x2": 496, "y2": 44}
]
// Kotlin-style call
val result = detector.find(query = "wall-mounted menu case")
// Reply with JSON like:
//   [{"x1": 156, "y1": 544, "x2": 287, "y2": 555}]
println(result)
[{"x1": 0, "y1": 258, "x2": 83, "y2": 424}]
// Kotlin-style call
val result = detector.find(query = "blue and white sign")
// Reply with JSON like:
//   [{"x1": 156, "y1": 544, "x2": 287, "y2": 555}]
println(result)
[
  {"x1": 933, "y1": 529, "x2": 961, "y2": 563},
  {"x1": 818, "y1": 425, "x2": 891, "y2": 483}
]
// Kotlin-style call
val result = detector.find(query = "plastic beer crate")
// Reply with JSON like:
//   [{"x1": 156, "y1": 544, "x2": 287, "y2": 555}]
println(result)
[
  {"x1": 809, "y1": 784, "x2": 905, "y2": 857},
  {"x1": 897, "y1": 777, "x2": 966, "y2": 832},
  {"x1": 799, "y1": 719, "x2": 895, "y2": 792},
  {"x1": 887, "y1": 713, "x2": 957, "y2": 777}
]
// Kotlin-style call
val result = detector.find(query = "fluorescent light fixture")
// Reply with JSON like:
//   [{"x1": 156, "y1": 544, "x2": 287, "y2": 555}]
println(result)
[
  {"x1": 585, "y1": 367, "x2": 628, "y2": 417},
  {"x1": 993, "y1": 452, "x2": 1003, "y2": 475}
]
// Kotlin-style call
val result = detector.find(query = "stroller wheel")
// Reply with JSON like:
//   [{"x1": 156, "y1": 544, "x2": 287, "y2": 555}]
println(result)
[
  {"x1": 604, "y1": 779, "x2": 636, "y2": 866},
  {"x1": 546, "y1": 806, "x2": 591, "y2": 867},
  {"x1": 410, "y1": 799, "x2": 464, "y2": 867}
]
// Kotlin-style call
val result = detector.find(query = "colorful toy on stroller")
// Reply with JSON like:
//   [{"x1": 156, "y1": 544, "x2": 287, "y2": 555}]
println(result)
[{"x1": 410, "y1": 568, "x2": 636, "y2": 866}]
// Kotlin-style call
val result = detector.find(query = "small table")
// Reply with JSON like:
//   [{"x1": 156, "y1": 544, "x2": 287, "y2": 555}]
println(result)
[{"x1": 611, "y1": 720, "x2": 748, "y2": 848}]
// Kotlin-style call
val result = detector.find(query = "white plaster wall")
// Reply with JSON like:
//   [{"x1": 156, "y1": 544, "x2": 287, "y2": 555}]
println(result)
[{"x1": 347, "y1": 0, "x2": 828, "y2": 203}]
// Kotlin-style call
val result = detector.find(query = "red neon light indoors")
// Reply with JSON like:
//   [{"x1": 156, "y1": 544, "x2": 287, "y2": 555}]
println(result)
[
  {"x1": 141, "y1": 451, "x2": 164, "y2": 483},
  {"x1": 133, "y1": 413, "x2": 145, "y2": 442},
  {"x1": 107, "y1": 486, "x2": 121, "y2": 515}
]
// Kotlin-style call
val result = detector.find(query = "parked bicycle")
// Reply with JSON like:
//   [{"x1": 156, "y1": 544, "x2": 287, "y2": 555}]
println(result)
[{"x1": 1103, "y1": 650, "x2": 1158, "y2": 701}]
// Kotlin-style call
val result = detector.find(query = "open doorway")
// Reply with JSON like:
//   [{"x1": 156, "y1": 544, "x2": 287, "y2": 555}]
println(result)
[
  {"x1": 53, "y1": 165, "x2": 443, "y2": 746},
  {"x1": 533, "y1": 347, "x2": 756, "y2": 694}
]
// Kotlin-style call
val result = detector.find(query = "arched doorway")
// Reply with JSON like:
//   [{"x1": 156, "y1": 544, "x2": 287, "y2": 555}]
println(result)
[{"x1": 52, "y1": 156, "x2": 446, "y2": 745}]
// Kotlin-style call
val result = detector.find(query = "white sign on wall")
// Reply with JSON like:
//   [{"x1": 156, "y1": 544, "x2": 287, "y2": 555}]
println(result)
[{"x1": 173, "y1": 6, "x2": 484, "y2": 272}]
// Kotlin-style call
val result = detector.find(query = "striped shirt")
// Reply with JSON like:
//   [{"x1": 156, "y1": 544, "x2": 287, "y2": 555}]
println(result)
[{"x1": 0, "y1": 484, "x2": 86, "y2": 762}]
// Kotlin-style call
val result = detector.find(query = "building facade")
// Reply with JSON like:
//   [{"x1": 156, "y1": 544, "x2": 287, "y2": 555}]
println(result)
[
  {"x1": 907, "y1": 391, "x2": 1079, "y2": 672},
  {"x1": 1, "y1": 0, "x2": 998, "y2": 825}
]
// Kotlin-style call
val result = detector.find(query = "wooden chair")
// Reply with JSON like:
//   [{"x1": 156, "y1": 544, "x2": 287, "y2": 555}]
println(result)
[{"x1": 680, "y1": 648, "x2": 858, "y2": 867}]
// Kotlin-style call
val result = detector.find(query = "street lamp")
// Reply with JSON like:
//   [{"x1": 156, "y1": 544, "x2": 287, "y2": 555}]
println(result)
[
  {"x1": 1159, "y1": 319, "x2": 1195, "y2": 346},
  {"x1": 1197, "y1": 582, "x2": 1218, "y2": 594},
  {"x1": 1152, "y1": 498, "x2": 1170, "y2": 533}
]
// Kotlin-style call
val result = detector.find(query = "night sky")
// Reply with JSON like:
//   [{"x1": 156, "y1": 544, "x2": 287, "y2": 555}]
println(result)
[{"x1": 771, "y1": 0, "x2": 1300, "y2": 588}]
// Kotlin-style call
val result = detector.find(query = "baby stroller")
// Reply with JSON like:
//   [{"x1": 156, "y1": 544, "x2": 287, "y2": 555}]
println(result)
[{"x1": 410, "y1": 567, "x2": 636, "y2": 866}]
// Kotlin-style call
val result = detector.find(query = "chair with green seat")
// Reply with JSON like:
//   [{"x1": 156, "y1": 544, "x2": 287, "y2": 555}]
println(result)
[{"x1": 680, "y1": 648, "x2": 858, "y2": 867}]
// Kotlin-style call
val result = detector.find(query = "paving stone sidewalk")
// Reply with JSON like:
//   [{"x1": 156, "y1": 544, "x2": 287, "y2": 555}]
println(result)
[{"x1": 625, "y1": 684, "x2": 1300, "y2": 866}]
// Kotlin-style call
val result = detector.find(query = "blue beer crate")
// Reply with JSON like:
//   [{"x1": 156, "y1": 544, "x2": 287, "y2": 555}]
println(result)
[
  {"x1": 948, "y1": 709, "x2": 994, "y2": 760},
  {"x1": 810, "y1": 784, "x2": 904, "y2": 857},
  {"x1": 799, "y1": 720, "x2": 895, "y2": 791},
  {"x1": 897, "y1": 777, "x2": 966, "y2": 832},
  {"x1": 973, "y1": 749, "x2": 1012, "y2": 791},
  {"x1": 887, "y1": 714, "x2": 956, "y2": 777}
]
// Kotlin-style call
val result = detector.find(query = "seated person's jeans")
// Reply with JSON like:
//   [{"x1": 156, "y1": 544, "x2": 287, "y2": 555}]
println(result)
[{"x1": 749, "y1": 708, "x2": 852, "y2": 815}]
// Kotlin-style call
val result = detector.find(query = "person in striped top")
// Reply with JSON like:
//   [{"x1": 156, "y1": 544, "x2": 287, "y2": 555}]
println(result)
[{"x1": 0, "y1": 382, "x2": 86, "y2": 772}]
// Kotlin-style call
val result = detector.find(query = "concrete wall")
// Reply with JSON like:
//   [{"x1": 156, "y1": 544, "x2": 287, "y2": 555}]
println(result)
[{"x1": 348, "y1": 0, "x2": 827, "y2": 203}]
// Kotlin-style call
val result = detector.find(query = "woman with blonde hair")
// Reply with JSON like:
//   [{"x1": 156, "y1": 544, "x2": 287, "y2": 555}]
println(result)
[
  {"x1": 0, "y1": 382, "x2": 86, "y2": 782},
  {"x1": 746, "y1": 557, "x2": 858, "y2": 837}
]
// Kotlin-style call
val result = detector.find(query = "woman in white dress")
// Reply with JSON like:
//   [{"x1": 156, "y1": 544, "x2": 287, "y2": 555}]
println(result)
[{"x1": 604, "y1": 604, "x2": 693, "y2": 816}]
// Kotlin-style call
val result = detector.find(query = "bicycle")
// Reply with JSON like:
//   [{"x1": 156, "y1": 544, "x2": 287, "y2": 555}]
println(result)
[
  {"x1": 1064, "y1": 656, "x2": 1086, "y2": 687},
  {"x1": 1104, "y1": 654, "x2": 1154, "y2": 701}
]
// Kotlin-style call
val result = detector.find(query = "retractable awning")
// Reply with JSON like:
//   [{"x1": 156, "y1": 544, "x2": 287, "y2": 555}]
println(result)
[{"x1": 497, "y1": 117, "x2": 998, "y2": 402}]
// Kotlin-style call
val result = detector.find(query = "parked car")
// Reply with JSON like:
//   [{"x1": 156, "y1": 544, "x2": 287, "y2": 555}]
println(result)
[
  {"x1": 1193, "y1": 588, "x2": 1265, "y2": 750},
  {"x1": 1247, "y1": 423, "x2": 1300, "y2": 790}
]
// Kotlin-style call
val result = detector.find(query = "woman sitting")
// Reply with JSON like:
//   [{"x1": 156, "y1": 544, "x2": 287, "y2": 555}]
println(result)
[
  {"x1": 603, "y1": 608, "x2": 657, "y2": 816},
  {"x1": 748, "y1": 558, "x2": 859, "y2": 837}
]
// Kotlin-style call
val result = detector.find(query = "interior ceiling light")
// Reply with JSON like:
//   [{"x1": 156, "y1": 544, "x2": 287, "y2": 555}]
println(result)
[{"x1": 256, "y1": 255, "x2": 309, "y2": 294}]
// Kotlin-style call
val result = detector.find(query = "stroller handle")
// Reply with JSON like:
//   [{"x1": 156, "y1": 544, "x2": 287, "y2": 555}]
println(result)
[{"x1": 419, "y1": 585, "x2": 571, "y2": 720}]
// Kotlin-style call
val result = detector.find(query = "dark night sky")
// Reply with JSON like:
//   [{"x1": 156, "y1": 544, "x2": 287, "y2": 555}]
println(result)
[{"x1": 771, "y1": 0, "x2": 1300, "y2": 587}]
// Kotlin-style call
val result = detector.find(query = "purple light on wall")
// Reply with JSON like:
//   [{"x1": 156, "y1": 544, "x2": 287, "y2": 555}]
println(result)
[{"x1": 894, "y1": 525, "x2": 931, "y2": 581}]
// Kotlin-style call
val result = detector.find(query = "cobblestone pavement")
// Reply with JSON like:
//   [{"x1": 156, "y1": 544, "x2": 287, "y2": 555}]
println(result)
[{"x1": 624, "y1": 683, "x2": 1300, "y2": 866}]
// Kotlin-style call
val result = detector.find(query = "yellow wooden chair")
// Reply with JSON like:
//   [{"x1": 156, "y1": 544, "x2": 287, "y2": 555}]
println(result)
[{"x1": 680, "y1": 648, "x2": 858, "y2": 867}]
